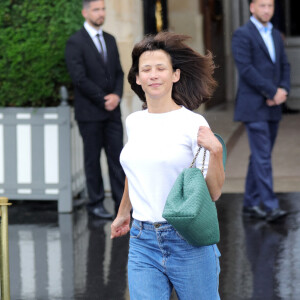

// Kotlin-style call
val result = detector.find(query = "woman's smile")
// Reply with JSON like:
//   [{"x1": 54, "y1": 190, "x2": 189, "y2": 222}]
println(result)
[
  {"x1": 136, "y1": 50, "x2": 180, "y2": 100},
  {"x1": 149, "y1": 83, "x2": 162, "y2": 87}
]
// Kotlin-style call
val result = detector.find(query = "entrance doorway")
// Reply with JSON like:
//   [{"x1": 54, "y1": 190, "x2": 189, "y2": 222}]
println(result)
[
  {"x1": 281, "y1": 0, "x2": 300, "y2": 105},
  {"x1": 225, "y1": 0, "x2": 300, "y2": 107},
  {"x1": 142, "y1": 0, "x2": 168, "y2": 35},
  {"x1": 202, "y1": 0, "x2": 226, "y2": 109}
]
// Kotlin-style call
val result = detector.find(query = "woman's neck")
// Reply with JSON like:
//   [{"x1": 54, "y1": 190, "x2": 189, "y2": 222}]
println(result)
[{"x1": 146, "y1": 97, "x2": 181, "y2": 114}]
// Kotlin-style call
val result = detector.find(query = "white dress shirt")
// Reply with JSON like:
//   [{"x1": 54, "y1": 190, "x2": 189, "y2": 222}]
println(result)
[
  {"x1": 251, "y1": 16, "x2": 276, "y2": 63},
  {"x1": 84, "y1": 21, "x2": 107, "y2": 60}
]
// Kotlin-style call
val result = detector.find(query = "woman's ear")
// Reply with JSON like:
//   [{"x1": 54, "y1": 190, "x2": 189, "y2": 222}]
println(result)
[
  {"x1": 172, "y1": 69, "x2": 181, "y2": 83},
  {"x1": 136, "y1": 75, "x2": 141, "y2": 85}
]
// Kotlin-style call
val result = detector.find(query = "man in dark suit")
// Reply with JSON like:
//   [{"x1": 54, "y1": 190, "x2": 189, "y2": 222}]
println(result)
[
  {"x1": 232, "y1": 0, "x2": 290, "y2": 222},
  {"x1": 65, "y1": 0, "x2": 125, "y2": 219}
]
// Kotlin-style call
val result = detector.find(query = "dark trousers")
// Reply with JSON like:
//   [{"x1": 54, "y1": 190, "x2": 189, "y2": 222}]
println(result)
[
  {"x1": 244, "y1": 121, "x2": 279, "y2": 211},
  {"x1": 78, "y1": 118, "x2": 125, "y2": 211}
]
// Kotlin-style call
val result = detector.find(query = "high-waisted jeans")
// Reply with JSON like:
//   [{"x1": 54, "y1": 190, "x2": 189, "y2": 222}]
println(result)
[{"x1": 128, "y1": 219, "x2": 221, "y2": 300}]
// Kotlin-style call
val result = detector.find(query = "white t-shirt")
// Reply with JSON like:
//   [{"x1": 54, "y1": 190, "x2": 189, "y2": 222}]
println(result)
[{"x1": 120, "y1": 106, "x2": 210, "y2": 222}]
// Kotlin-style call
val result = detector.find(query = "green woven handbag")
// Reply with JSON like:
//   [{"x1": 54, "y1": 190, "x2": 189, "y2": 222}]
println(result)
[{"x1": 162, "y1": 134, "x2": 226, "y2": 246}]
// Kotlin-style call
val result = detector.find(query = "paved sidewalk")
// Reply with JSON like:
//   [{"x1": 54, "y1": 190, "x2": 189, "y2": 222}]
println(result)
[
  {"x1": 204, "y1": 105, "x2": 300, "y2": 194},
  {"x1": 7, "y1": 103, "x2": 300, "y2": 300}
]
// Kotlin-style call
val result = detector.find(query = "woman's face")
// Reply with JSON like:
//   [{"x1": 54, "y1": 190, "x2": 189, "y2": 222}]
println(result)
[{"x1": 136, "y1": 50, "x2": 180, "y2": 100}]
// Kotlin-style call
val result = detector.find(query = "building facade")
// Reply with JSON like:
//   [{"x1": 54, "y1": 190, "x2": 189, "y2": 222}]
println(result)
[{"x1": 100, "y1": 0, "x2": 300, "y2": 192}]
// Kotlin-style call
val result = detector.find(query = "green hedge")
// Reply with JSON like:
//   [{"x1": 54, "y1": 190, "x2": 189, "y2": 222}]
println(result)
[{"x1": 0, "y1": 0, "x2": 83, "y2": 107}]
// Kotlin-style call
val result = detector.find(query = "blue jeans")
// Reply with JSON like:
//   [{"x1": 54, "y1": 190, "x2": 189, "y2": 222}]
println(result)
[{"x1": 128, "y1": 220, "x2": 221, "y2": 300}]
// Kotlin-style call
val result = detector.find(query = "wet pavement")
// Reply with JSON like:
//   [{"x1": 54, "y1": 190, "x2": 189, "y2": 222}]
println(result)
[
  {"x1": 218, "y1": 193, "x2": 300, "y2": 300},
  {"x1": 8, "y1": 192, "x2": 300, "y2": 300}
]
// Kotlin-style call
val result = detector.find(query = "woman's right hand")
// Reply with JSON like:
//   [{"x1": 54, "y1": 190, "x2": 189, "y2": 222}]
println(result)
[{"x1": 110, "y1": 213, "x2": 131, "y2": 239}]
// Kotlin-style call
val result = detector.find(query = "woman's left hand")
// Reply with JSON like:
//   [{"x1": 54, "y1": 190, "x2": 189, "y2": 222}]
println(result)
[
  {"x1": 197, "y1": 126, "x2": 222, "y2": 153},
  {"x1": 197, "y1": 126, "x2": 225, "y2": 201}
]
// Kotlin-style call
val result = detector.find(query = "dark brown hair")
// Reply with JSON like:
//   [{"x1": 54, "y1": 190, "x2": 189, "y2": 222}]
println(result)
[{"x1": 128, "y1": 32, "x2": 217, "y2": 110}]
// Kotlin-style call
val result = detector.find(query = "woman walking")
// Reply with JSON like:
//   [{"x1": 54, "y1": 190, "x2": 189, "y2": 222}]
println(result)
[{"x1": 111, "y1": 32, "x2": 225, "y2": 300}]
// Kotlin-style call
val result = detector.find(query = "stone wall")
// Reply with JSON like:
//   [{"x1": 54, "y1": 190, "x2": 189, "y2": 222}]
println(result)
[
  {"x1": 168, "y1": 0, "x2": 205, "y2": 113},
  {"x1": 103, "y1": 0, "x2": 144, "y2": 118},
  {"x1": 101, "y1": 0, "x2": 144, "y2": 193},
  {"x1": 168, "y1": 0, "x2": 205, "y2": 55}
]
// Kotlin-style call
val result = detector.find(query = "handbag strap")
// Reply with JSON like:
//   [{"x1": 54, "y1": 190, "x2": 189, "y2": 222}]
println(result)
[
  {"x1": 189, "y1": 133, "x2": 227, "y2": 172},
  {"x1": 189, "y1": 146, "x2": 206, "y2": 173}
]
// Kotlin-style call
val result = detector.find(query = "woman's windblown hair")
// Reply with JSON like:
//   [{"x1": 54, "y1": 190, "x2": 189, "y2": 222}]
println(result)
[{"x1": 128, "y1": 32, "x2": 217, "y2": 110}]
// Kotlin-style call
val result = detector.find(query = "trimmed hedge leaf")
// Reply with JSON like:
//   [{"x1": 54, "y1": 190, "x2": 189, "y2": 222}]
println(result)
[{"x1": 0, "y1": 0, "x2": 83, "y2": 106}]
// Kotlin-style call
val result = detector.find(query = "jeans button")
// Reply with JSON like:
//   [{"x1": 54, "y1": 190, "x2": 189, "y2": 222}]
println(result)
[{"x1": 154, "y1": 223, "x2": 161, "y2": 228}]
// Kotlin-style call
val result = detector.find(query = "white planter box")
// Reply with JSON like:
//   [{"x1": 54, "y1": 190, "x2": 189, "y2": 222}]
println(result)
[{"x1": 0, "y1": 106, "x2": 85, "y2": 213}]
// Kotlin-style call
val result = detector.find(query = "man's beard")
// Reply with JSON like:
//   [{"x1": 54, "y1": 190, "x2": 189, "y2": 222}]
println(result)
[
  {"x1": 256, "y1": 15, "x2": 272, "y2": 25},
  {"x1": 91, "y1": 18, "x2": 104, "y2": 27}
]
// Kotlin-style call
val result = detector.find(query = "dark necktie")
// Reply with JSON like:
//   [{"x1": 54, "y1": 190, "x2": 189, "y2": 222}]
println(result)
[{"x1": 96, "y1": 33, "x2": 106, "y2": 62}]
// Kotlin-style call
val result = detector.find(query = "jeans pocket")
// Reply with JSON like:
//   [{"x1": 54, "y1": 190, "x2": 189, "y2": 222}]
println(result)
[{"x1": 130, "y1": 222, "x2": 142, "y2": 239}]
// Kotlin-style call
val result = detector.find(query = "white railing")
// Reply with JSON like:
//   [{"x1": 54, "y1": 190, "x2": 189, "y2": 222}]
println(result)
[{"x1": 0, "y1": 106, "x2": 85, "y2": 212}]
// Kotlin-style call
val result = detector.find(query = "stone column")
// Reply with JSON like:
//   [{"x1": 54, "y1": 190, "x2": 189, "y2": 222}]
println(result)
[
  {"x1": 168, "y1": 0, "x2": 205, "y2": 113},
  {"x1": 101, "y1": 1, "x2": 144, "y2": 193},
  {"x1": 224, "y1": 0, "x2": 250, "y2": 103},
  {"x1": 103, "y1": 0, "x2": 145, "y2": 118},
  {"x1": 168, "y1": 1, "x2": 205, "y2": 55}
]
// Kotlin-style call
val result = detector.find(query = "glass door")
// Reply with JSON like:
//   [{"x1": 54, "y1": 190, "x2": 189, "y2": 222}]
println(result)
[{"x1": 281, "y1": 0, "x2": 300, "y2": 105}]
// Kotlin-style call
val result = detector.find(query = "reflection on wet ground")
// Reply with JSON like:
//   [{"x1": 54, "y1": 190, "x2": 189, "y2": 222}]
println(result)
[
  {"x1": 218, "y1": 193, "x2": 300, "y2": 300},
  {"x1": 8, "y1": 193, "x2": 300, "y2": 300}
]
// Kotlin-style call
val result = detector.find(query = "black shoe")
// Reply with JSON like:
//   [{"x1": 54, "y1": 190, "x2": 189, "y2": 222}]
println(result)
[
  {"x1": 88, "y1": 204, "x2": 113, "y2": 219},
  {"x1": 266, "y1": 208, "x2": 287, "y2": 222},
  {"x1": 243, "y1": 206, "x2": 267, "y2": 219}
]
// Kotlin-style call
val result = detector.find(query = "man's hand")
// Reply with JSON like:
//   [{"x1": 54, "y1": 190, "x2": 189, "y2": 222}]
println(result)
[
  {"x1": 104, "y1": 93, "x2": 120, "y2": 111},
  {"x1": 267, "y1": 88, "x2": 287, "y2": 106},
  {"x1": 266, "y1": 99, "x2": 276, "y2": 106}
]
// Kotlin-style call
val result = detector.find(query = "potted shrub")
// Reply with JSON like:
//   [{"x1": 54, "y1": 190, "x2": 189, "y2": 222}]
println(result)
[{"x1": 0, "y1": 0, "x2": 85, "y2": 212}]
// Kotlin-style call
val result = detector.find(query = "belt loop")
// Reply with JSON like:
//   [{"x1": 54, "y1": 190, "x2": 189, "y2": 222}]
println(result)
[{"x1": 139, "y1": 220, "x2": 143, "y2": 230}]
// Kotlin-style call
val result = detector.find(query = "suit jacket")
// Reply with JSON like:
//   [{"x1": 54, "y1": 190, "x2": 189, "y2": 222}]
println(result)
[
  {"x1": 65, "y1": 27, "x2": 124, "y2": 122},
  {"x1": 232, "y1": 20, "x2": 290, "y2": 122}
]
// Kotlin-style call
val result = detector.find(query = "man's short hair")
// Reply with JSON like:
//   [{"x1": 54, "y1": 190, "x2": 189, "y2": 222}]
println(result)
[{"x1": 82, "y1": 0, "x2": 101, "y2": 9}]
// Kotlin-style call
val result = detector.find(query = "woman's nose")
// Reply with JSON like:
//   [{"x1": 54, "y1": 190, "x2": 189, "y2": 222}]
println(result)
[{"x1": 150, "y1": 70, "x2": 158, "y2": 79}]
